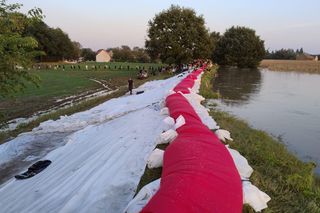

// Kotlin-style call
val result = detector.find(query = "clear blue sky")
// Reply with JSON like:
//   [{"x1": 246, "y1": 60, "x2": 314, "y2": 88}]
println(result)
[{"x1": 10, "y1": 0, "x2": 320, "y2": 54}]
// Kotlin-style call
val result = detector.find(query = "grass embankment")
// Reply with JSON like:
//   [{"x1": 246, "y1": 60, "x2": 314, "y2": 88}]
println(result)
[
  {"x1": 0, "y1": 70, "x2": 172, "y2": 145},
  {"x1": 205, "y1": 66, "x2": 320, "y2": 212},
  {"x1": 260, "y1": 59, "x2": 320, "y2": 73},
  {"x1": 211, "y1": 109, "x2": 320, "y2": 212},
  {"x1": 136, "y1": 65, "x2": 320, "y2": 212},
  {"x1": 199, "y1": 64, "x2": 220, "y2": 99}
]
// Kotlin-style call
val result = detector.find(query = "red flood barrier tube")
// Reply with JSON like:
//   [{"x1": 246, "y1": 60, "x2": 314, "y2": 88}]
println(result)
[
  {"x1": 173, "y1": 66, "x2": 205, "y2": 94},
  {"x1": 165, "y1": 93, "x2": 202, "y2": 124},
  {"x1": 142, "y1": 132, "x2": 243, "y2": 213},
  {"x1": 141, "y1": 66, "x2": 242, "y2": 213}
]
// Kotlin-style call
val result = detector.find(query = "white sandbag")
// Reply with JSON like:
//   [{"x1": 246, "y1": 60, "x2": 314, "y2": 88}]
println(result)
[
  {"x1": 243, "y1": 181, "x2": 271, "y2": 212},
  {"x1": 191, "y1": 74, "x2": 202, "y2": 93},
  {"x1": 176, "y1": 91, "x2": 184, "y2": 97},
  {"x1": 160, "y1": 107, "x2": 169, "y2": 116},
  {"x1": 227, "y1": 147, "x2": 253, "y2": 179},
  {"x1": 124, "y1": 179, "x2": 161, "y2": 213},
  {"x1": 156, "y1": 129, "x2": 178, "y2": 144},
  {"x1": 183, "y1": 93, "x2": 220, "y2": 130},
  {"x1": 165, "y1": 90, "x2": 176, "y2": 98},
  {"x1": 174, "y1": 115, "x2": 185, "y2": 130},
  {"x1": 193, "y1": 93, "x2": 205, "y2": 102},
  {"x1": 215, "y1": 129, "x2": 233, "y2": 142},
  {"x1": 163, "y1": 116, "x2": 175, "y2": 130},
  {"x1": 159, "y1": 100, "x2": 166, "y2": 109},
  {"x1": 147, "y1": 149, "x2": 164, "y2": 169}
]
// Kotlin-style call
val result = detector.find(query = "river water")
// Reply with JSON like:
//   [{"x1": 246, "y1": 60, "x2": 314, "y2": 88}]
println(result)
[{"x1": 211, "y1": 67, "x2": 320, "y2": 174}]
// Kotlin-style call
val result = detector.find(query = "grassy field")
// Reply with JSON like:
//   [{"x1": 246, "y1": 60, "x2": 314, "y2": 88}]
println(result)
[
  {"x1": 260, "y1": 59, "x2": 320, "y2": 73},
  {"x1": 0, "y1": 62, "x2": 165, "y2": 123},
  {"x1": 0, "y1": 67, "x2": 172, "y2": 144},
  {"x1": 135, "y1": 66, "x2": 320, "y2": 212}
]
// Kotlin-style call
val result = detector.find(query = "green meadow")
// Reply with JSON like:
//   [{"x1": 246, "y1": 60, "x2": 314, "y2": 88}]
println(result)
[
  {"x1": 0, "y1": 62, "x2": 164, "y2": 120},
  {"x1": 0, "y1": 62, "x2": 171, "y2": 144}
]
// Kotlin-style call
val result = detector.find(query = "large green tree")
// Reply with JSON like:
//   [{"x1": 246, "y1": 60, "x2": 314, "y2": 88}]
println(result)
[
  {"x1": 111, "y1": 46, "x2": 151, "y2": 63},
  {"x1": 209, "y1": 31, "x2": 221, "y2": 59},
  {"x1": 213, "y1": 26, "x2": 265, "y2": 68},
  {"x1": 81, "y1": 48, "x2": 96, "y2": 61},
  {"x1": 24, "y1": 21, "x2": 80, "y2": 61},
  {"x1": 145, "y1": 5, "x2": 212, "y2": 64},
  {"x1": 0, "y1": 0, "x2": 43, "y2": 98}
]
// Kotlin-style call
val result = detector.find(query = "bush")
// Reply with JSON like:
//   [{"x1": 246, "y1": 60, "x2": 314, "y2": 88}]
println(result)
[{"x1": 213, "y1": 26, "x2": 265, "y2": 68}]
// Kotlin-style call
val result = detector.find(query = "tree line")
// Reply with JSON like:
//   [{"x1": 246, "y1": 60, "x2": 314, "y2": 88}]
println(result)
[
  {"x1": 146, "y1": 5, "x2": 266, "y2": 69},
  {"x1": 1, "y1": 1, "x2": 300, "y2": 100},
  {"x1": 25, "y1": 21, "x2": 81, "y2": 62},
  {"x1": 111, "y1": 46, "x2": 151, "y2": 63},
  {"x1": 81, "y1": 46, "x2": 151, "y2": 63},
  {"x1": 265, "y1": 48, "x2": 303, "y2": 60}
]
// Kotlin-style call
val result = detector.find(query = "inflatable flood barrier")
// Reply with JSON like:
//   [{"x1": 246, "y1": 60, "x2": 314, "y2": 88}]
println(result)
[{"x1": 141, "y1": 66, "x2": 243, "y2": 213}]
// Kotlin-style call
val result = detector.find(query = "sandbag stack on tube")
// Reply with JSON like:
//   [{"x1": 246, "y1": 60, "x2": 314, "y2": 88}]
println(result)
[{"x1": 141, "y1": 66, "x2": 243, "y2": 213}]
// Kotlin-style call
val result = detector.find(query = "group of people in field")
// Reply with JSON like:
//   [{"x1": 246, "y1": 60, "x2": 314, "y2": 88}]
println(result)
[{"x1": 127, "y1": 59, "x2": 212, "y2": 95}]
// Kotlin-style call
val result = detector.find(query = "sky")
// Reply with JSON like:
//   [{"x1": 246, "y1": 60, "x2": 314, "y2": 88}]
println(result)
[{"x1": 9, "y1": 0, "x2": 320, "y2": 54}]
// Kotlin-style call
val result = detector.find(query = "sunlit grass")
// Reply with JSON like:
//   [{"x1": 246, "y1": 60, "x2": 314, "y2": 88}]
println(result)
[{"x1": 260, "y1": 59, "x2": 320, "y2": 73}]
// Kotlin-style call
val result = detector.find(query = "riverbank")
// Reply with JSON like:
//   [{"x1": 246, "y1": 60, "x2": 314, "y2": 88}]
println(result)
[
  {"x1": 208, "y1": 108, "x2": 320, "y2": 212},
  {"x1": 260, "y1": 59, "x2": 320, "y2": 73},
  {"x1": 206, "y1": 67, "x2": 320, "y2": 212},
  {"x1": 136, "y1": 65, "x2": 320, "y2": 212}
]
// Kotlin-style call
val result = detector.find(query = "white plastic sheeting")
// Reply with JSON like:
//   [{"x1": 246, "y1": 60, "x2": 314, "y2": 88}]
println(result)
[
  {"x1": 0, "y1": 74, "x2": 186, "y2": 213},
  {"x1": 0, "y1": 76, "x2": 182, "y2": 168},
  {"x1": 124, "y1": 179, "x2": 161, "y2": 213},
  {"x1": 160, "y1": 107, "x2": 169, "y2": 116},
  {"x1": 0, "y1": 108, "x2": 164, "y2": 213}
]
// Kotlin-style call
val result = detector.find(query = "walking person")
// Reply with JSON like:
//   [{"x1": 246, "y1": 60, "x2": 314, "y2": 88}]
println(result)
[{"x1": 128, "y1": 78, "x2": 133, "y2": 95}]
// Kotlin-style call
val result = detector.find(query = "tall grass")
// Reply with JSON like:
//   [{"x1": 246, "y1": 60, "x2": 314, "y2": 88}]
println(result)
[
  {"x1": 260, "y1": 60, "x2": 320, "y2": 73},
  {"x1": 199, "y1": 64, "x2": 220, "y2": 99}
]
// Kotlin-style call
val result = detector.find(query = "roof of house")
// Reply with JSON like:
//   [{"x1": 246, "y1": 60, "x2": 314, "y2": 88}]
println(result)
[{"x1": 96, "y1": 49, "x2": 107, "y2": 55}]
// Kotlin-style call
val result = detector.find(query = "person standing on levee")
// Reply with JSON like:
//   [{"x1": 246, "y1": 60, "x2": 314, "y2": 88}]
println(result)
[{"x1": 128, "y1": 78, "x2": 133, "y2": 95}]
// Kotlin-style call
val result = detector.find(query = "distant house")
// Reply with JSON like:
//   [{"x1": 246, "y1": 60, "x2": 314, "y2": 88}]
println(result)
[
  {"x1": 96, "y1": 49, "x2": 112, "y2": 62},
  {"x1": 296, "y1": 53, "x2": 318, "y2": 61}
]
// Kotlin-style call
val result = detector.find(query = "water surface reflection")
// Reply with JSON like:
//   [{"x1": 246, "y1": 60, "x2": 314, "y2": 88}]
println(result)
[
  {"x1": 212, "y1": 67, "x2": 261, "y2": 106},
  {"x1": 212, "y1": 68, "x2": 320, "y2": 174}
]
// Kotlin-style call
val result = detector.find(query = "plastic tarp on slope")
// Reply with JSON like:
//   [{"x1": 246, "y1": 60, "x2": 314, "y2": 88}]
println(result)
[{"x1": 142, "y1": 68, "x2": 242, "y2": 213}]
